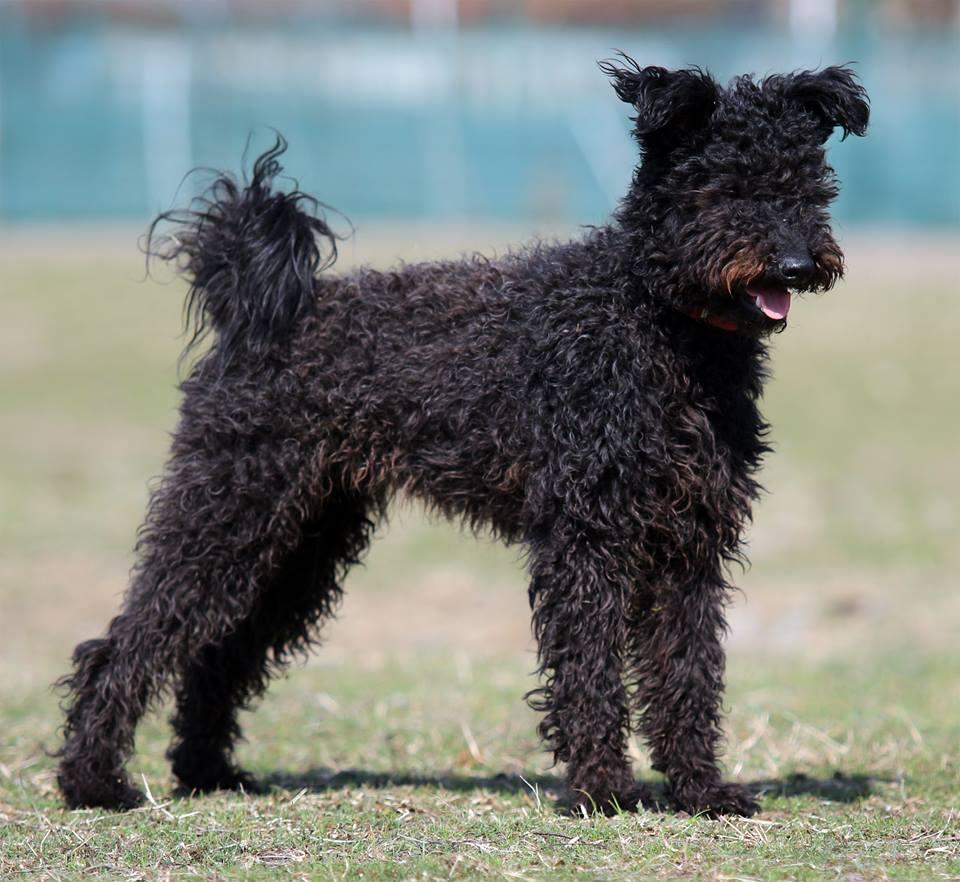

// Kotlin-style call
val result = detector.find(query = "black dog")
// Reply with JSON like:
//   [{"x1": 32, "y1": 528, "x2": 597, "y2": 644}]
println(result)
[{"x1": 57, "y1": 58, "x2": 868, "y2": 818}]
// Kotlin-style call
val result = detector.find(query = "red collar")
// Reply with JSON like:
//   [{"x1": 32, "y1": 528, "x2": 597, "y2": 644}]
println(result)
[{"x1": 685, "y1": 307, "x2": 739, "y2": 332}]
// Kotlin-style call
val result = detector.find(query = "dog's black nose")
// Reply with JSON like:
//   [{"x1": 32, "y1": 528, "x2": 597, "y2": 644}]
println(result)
[{"x1": 778, "y1": 252, "x2": 816, "y2": 287}]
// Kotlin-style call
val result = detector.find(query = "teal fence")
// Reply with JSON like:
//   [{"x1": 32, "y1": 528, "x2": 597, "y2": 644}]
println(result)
[{"x1": 1, "y1": 19, "x2": 958, "y2": 226}]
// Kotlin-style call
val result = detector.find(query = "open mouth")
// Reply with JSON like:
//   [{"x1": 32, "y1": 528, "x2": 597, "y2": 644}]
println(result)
[
  {"x1": 747, "y1": 282, "x2": 791, "y2": 321},
  {"x1": 686, "y1": 269, "x2": 819, "y2": 334},
  {"x1": 685, "y1": 280, "x2": 796, "y2": 334}
]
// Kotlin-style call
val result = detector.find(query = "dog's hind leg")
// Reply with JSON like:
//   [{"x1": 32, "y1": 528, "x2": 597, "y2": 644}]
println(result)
[
  {"x1": 56, "y1": 422, "x2": 332, "y2": 810},
  {"x1": 56, "y1": 138, "x2": 355, "y2": 811},
  {"x1": 166, "y1": 493, "x2": 374, "y2": 796}
]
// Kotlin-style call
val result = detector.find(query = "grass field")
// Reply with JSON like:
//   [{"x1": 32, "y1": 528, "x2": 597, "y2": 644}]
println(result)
[{"x1": 1, "y1": 226, "x2": 959, "y2": 880}]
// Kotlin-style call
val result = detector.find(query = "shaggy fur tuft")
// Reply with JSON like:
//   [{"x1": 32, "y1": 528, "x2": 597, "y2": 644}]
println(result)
[
  {"x1": 148, "y1": 135, "x2": 340, "y2": 357},
  {"x1": 56, "y1": 58, "x2": 868, "y2": 819}
]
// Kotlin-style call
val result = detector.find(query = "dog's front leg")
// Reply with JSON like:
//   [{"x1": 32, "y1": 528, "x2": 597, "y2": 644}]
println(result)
[
  {"x1": 526, "y1": 521, "x2": 647, "y2": 815},
  {"x1": 630, "y1": 569, "x2": 759, "y2": 818}
]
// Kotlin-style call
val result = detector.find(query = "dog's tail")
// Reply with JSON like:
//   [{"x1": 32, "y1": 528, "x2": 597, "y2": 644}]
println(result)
[{"x1": 148, "y1": 135, "x2": 340, "y2": 357}]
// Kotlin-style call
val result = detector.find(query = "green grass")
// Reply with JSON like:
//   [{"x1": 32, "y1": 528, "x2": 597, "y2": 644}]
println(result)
[
  {"x1": 4, "y1": 657, "x2": 960, "y2": 880},
  {"x1": 1, "y1": 229, "x2": 959, "y2": 880}
]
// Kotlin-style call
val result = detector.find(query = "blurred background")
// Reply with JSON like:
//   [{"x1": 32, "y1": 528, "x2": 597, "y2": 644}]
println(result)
[
  {"x1": 0, "y1": 0, "x2": 958, "y2": 225},
  {"x1": 1, "y1": 1, "x2": 960, "y2": 827}
]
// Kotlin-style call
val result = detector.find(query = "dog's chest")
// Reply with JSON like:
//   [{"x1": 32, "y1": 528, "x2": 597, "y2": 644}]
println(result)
[{"x1": 635, "y1": 353, "x2": 766, "y2": 563}]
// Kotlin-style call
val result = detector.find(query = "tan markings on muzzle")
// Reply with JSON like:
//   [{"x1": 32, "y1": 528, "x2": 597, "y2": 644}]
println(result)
[
  {"x1": 718, "y1": 251, "x2": 767, "y2": 295},
  {"x1": 815, "y1": 243, "x2": 845, "y2": 289}
]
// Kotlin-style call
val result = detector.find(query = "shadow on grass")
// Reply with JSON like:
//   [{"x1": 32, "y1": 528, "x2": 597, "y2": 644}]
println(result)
[
  {"x1": 751, "y1": 771, "x2": 876, "y2": 802},
  {"x1": 266, "y1": 768, "x2": 566, "y2": 798},
  {"x1": 263, "y1": 767, "x2": 876, "y2": 810}
]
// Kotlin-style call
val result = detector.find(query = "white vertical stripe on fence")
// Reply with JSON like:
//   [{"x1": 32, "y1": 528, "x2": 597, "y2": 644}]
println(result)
[{"x1": 141, "y1": 37, "x2": 193, "y2": 214}]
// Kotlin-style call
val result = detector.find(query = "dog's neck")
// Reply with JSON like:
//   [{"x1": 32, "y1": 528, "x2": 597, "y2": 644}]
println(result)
[
  {"x1": 578, "y1": 223, "x2": 756, "y2": 330},
  {"x1": 567, "y1": 224, "x2": 771, "y2": 399}
]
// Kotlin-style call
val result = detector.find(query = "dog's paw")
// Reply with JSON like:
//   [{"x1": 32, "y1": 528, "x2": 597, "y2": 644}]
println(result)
[
  {"x1": 567, "y1": 782, "x2": 650, "y2": 817},
  {"x1": 672, "y1": 780, "x2": 759, "y2": 818},
  {"x1": 173, "y1": 760, "x2": 265, "y2": 797},
  {"x1": 209, "y1": 766, "x2": 265, "y2": 795},
  {"x1": 59, "y1": 767, "x2": 145, "y2": 811}
]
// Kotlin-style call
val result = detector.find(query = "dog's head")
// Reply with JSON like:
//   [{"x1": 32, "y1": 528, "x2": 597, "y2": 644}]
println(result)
[{"x1": 602, "y1": 57, "x2": 869, "y2": 335}]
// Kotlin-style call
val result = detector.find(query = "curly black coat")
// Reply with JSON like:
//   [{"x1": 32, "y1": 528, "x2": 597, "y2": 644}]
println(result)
[{"x1": 56, "y1": 59, "x2": 869, "y2": 818}]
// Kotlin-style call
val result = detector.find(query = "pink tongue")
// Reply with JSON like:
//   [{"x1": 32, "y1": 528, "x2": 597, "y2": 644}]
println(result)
[{"x1": 749, "y1": 284, "x2": 792, "y2": 320}]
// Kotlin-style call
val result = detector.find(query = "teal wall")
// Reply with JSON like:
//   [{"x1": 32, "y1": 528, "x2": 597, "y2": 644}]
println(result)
[{"x1": 1, "y1": 19, "x2": 957, "y2": 226}]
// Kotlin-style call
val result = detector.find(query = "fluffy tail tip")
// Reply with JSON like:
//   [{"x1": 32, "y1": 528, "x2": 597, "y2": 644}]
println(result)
[{"x1": 147, "y1": 135, "x2": 343, "y2": 356}]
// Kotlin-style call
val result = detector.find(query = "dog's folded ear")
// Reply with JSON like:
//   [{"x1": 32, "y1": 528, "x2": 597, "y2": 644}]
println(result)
[
  {"x1": 600, "y1": 56, "x2": 719, "y2": 143},
  {"x1": 782, "y1": 66, "x2": 870, "y2": 140}
]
